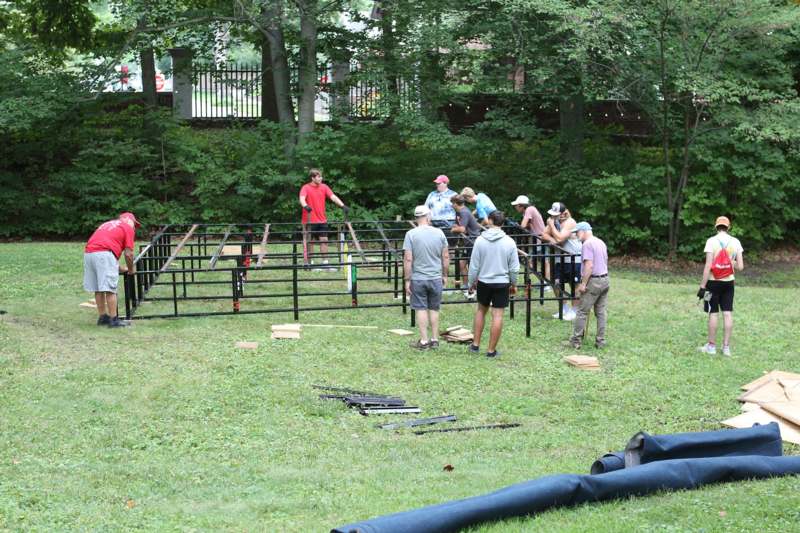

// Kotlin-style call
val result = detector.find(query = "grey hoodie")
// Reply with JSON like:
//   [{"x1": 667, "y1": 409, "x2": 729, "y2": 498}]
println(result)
[{"x1": 468, "y1": 227, "x2": 520, "y2": 286}]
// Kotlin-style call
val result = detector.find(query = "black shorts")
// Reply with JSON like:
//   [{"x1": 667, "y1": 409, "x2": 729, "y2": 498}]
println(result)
[
  {"x1": 705, "y1": 280, "x2": 735, "y2": 313},
  {"x1": 307, "y1": 223, "x2": 329, "y2": 238},
  {"x1": 476, "y1": 281, "x2": 510, "y2": 309},
  {"x1": 555, "y1": 262, "x2": 580, "y2": 287}
]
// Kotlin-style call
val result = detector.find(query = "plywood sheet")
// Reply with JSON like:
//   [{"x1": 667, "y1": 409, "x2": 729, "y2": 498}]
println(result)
[
  {"x1": 738, "y1": 379, "x2": 800, "y2": 404},
  {"x1": 388, "y1": 329, "x2": 414, "y2": 336},
  {"x1": 721, "y1": 407, "x2": 800, "y2": 446},
  {"x1": 271, "y1": 323, "x2": 301, "y2": 340},
  {"x1": 272, "y1": 323, "x2": 302, "y2": 332},
  {"x1": 79, "y1": 301, "x2": 97, "y2": 309},
  {"x1": 221, "y1": 245, "x2": 267, "y2": 257},
  {"x1": 761, "y1": 401, "x2": 800, "y2": 427},
  {"x1": 741, "y1": 402, "x2": 760, "y2": 412},
  {"x1": 235, "y1": 341, "x2": 259, "y2": 350},
  {"x1": 741, "y1": 370, "x2": 800, "y2": 391},
  {"x1": 564, "y1": 355, "x2": 601, "y2": 370}
]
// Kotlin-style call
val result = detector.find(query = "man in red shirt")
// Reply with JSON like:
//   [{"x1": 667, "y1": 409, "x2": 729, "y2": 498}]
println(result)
[
  {"x1": 83, "y1": 212, "x2": 140, "y2": 327},
  {"x1": 299, "y1": 169, "x2": 348, "y2": 270}
]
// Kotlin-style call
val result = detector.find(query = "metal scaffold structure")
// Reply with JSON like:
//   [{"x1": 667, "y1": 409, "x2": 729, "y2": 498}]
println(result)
[{"x1": 121, "y1": 220, "x2": 581, "y2": 337}]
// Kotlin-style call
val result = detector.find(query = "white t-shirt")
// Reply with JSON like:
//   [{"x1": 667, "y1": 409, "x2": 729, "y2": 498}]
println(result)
[{"x1": 704, "y1": 233, "x2": 743, "y2": 281}]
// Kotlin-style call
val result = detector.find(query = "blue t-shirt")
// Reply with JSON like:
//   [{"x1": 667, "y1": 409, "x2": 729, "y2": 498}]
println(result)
[
  {"x1": 425, "y1": 189, "x2": 457, "y2": 221},
  {"x1": 475, "y1": 193, "x2": 497, "y2": 221}
]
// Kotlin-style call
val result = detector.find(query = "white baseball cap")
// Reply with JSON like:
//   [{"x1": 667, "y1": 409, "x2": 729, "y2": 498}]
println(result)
[
  {"x1": 414, "y1": 205, "x2": 431, "y2": 217},
  {"x1": 547, "y1": 202, "x2": 566, "y2": 216},
  {"x1": 511, "y1": 195, "x2": 529, "y2": 206}
]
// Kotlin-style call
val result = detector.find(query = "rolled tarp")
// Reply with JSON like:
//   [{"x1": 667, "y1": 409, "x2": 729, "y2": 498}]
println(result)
[
  {"x1": 332, "y1": 455, "x2": 800, "y2": 533},
  {"x1": 592, "y1": 423, "x2": 782, "y2": 474},
  {"x1": 589, "y1": 452, "x2": 625, "y2": 474},
  {"x1": 624, "y1": 423, "x2": 782, "y2": 467}
]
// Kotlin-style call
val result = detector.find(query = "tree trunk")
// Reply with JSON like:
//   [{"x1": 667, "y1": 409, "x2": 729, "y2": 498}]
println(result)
[
  {"x1": 380, "y1": 2, "x2": 400, "y2": 122},
  {"x1": 559, "y1": 89, "x2": 584, "y2": 163},
  {"x1": 263, "y1": 1, "x2": 295, "y2": 128},
  {"x1": 261, "y1": 38, "x2": 279, "y2": 122},
  {"x1": 297, "y1": 1, "x2": 318, "y2": 144},
  {"x1": 140, "y1": 48, "x2": 157, "y2": 107}
]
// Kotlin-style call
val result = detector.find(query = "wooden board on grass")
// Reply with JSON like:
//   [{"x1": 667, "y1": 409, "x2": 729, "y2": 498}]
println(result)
[
  {"x1": 564, "y1": 355, "x2": 601, "y2": 371},
  {"x1": 271, "y1": 323, "x2": 302, "y2": 340},
  {"x1": 738, "y1": 379, "x2": 800, "y2": 404},
  {"x1": 235, "y1": 341, "x2": 259, "y2": 350},
  {"x1": 761, "y1": 401, "x2": 800, "y2": 427},
  {"x1": 388, "y1": 329, "x2": 414, "y2": 336},
  {"x1": 741, "y1": 370, "x2": 800, "y2": 391},
  {"x1": 721, "y1": 407, "x2": 800, "y2": 445},
  {"x1": 79, "y1": 301, "x2": 97, "y2": 309}
]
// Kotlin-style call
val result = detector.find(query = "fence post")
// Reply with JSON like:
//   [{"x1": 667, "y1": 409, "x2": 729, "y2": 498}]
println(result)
[{"x1": 169, "y1": 48, "x2": 193, "y2": 119}]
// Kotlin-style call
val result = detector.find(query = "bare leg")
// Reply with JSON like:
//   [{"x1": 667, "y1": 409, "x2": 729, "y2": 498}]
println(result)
[
  {"x1": 320, "y1": 235, "x2": 329, "y2": 259},
  {"x1": 429, "y1": 310, "x2": 440, "y2": 342},
  {"x1": 459, "y1": 260, "x2": 468, "y2": 287},
  {"x1": 722, "y1": 311, "x2": 733, "y2": 347},
  {"x1": 416, "y1": 310, "x2": 430, "y2": 343},
  {"x1": 472, "y1": 304, "x2": 488, "y2": 347},
  {"x1": 106, "y1": 293, "x2": 118, "y2": 318},
  {"x1": 487, "y1": 307, "x2": 505, "y2": 352},
  {"x1": 94, "y1": 292, "x2": 107, "y2": 316},
  {"x1": 707, "y1": 312, "x2": 719, "y2": 345}
]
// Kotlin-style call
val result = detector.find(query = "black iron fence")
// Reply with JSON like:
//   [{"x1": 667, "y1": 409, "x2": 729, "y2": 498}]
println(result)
[{"x1": 191, "y1": 63, "x2": 418, "y2": 120}]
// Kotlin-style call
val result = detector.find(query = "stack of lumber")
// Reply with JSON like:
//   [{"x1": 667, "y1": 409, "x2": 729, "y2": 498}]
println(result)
[
  {"x1": 440, "y1": 325, "x2": 473, "y2": 344},
  {"x1": 721, "y1": 370, "x2": 800, "y2": 445},
  {"x1": 563, "y1": 355, "x2": 601, "y2": 371},
  {"x1": 271, "y1": 323, "x2": 302, "y2": 339}
]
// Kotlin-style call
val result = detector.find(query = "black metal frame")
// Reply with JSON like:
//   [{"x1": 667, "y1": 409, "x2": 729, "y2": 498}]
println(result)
[{"x1": 121, "y1": 220, "x2": 581, "y2": 338}]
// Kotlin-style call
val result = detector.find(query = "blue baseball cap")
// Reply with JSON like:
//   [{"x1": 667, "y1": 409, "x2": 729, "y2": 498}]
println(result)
[{"x1": 574, "y1": 221, "x2": 592, "y2": 233}]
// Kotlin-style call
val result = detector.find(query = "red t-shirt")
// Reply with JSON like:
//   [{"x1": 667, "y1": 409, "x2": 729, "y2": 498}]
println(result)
[
  {"x1": 85, "y1": 219, "x2": 135, "y2": 259},
  {"x1": 300, "y1": 183, "x2": 334, "y2": 224}
]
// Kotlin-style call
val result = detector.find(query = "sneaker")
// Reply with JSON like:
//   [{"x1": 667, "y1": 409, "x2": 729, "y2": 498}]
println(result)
[
  {"x1": 468, "y1": 344, "x2": 480, "y2": 353},
  {"x1": 322, "y1": 261, "x2": 337, "y2": 272},
  {"x1": 698, "y1": 343, "x2": 717, "y2": 355},
  {"x1": 410, "y1": 340, "x2": 430, "y2": 351},
  {"x1": 722, "y1": 345, "x2": 731, "y2": 357},
  {"x1": 430, "y1": 340, "x2": 440, "y2": 349},
  {"x1": 96, "y1": 314, "x2": 110, "y2": 326},
  {"x1": 595, "y1": 341, "x2": 606, "y2": 349},
  {"x1": 562, "y1": 340, "x2": 581, "y2": 350},
  {"x1": 543, "y1": 285, "x2": 553, "y2": 292},
  {"x1": 486, "y1": 350, "x2": 499, "y2": 358},
  {"x1": 107, "y1": 317, "x2": 130, "y2": 328},
  {"x1": 563, "y1": 309, "x2": 577, "y2": 321}
]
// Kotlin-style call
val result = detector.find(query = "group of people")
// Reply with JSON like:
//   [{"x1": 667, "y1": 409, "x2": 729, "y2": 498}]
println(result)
[
  {"x1": 82, "y1": 169, "x2": 742, "y2": 358},
  {"x1": 405, "y1": 174, "x2": 610, "y2": 355}
]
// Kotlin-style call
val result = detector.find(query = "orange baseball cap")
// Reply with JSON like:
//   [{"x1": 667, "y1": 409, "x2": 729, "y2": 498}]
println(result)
[{"x1": 715, "y1": 216, "x2": 730, "y2": 228}]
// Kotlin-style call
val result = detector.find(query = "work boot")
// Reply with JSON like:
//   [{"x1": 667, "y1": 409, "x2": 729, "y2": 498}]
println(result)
[
  {"x1": 107, "y1": 317, "x2": 130, "y2": 328},
  {"x1": 562, "y1": 340, "x2": 581, "y2": 350},
  {"x1": 96, "y1": 314, "x2": 110, "y2": 326}
]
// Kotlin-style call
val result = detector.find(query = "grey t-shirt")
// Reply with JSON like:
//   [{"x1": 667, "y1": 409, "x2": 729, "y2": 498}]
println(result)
[
  {"x1": 456, "y1": 207, "x2": 482, "y2": 238},
  {"x1": 403, "y1": 225, "x2": 448, "y2": 281}
]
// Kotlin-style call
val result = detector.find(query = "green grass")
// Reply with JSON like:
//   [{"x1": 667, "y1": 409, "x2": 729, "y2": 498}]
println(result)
[{"x1": 1, "y1": 242, "x2": 799, "y2": 531}]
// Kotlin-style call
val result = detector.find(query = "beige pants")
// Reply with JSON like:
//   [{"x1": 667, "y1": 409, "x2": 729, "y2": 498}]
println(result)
[{"x1": 571, "y1": 276, "x2": 609, "y2": 345}]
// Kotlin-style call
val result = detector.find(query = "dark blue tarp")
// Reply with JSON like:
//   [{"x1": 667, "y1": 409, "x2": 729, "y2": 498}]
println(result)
[
  {"x1": 591, "y1": 423, "x2": 782, "y2": 474},
  {"x1": 624, "y1": 423, "x2": 783, "y2": 467},
  {"x1": 589, "y1": 452, "x2": 625, "y2": 474},
  {"x1": 332, "y1": 455, "x2": 800, "y2": 533}
]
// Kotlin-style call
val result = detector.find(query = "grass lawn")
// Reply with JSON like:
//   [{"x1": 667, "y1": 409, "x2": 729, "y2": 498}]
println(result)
[{"x1": 1, "y1": 242, "x2": 799, "y2": 531}]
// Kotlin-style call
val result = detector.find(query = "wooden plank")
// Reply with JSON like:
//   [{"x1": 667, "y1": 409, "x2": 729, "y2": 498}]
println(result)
[
  {"x1": 761, "y1": 401, "x2": 800, "y2": 427},
  {"x1": 741, "y1": 370, "x2": 800, "y2": 391},
  {"x1": 721, "y1": 407, "x2": 800, "y2": 445},
  {"x1": 345, "y1": 221, "x2": 368, "y2": 262},
  {"x1": 388, "y1": 328, "x2": 414, "y2": 336},
  {"x1": 159, "y1": 224, "x2": 199, "y2": 273},
  {"x1": 738, "y1": 379, "x2": 800, "y2": 404},
  {"x1": 255, "y1": 223, "x2": 270, "y2": 267},
  {"x1": 235, "y1": 341, "x2": 259, "y2": 349},
  {"x1": 208, "y1": 225, "x2": 233, "y2": 270},
  {"x1": 302, "y1": 324, "x2": 379, "y2": 330}
]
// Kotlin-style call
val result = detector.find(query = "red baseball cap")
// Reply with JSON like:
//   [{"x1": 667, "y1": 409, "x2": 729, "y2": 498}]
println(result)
[
  {"x1": 120, "y1": 212, "x2": 142, "y2": 228},
  {"x1": 433, "y1": 175, "x2": 449, "y2": 184}
]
